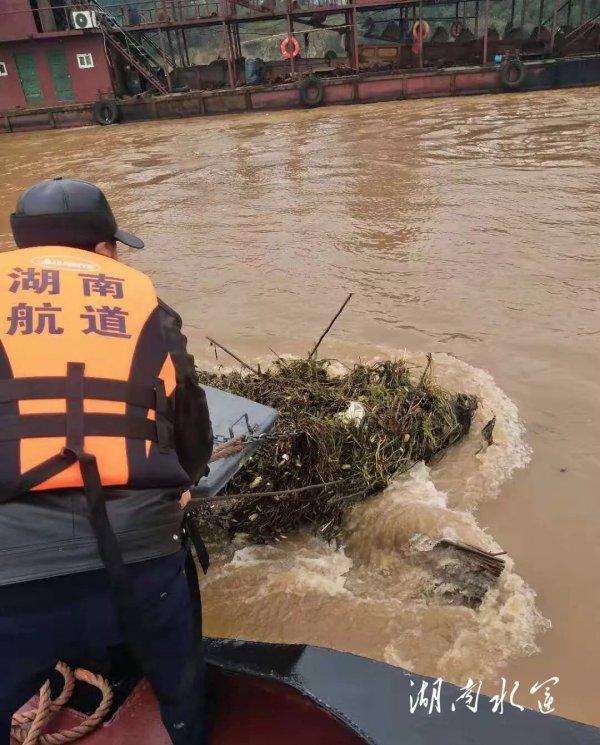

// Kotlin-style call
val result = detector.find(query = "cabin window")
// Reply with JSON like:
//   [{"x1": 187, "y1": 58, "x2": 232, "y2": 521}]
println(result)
[
  {"x1": 0, "y1": 62, "x2": 7, "y2": 77},
  {"x1": 76, "y1": 53, "x2": 94, "y2": 69}
]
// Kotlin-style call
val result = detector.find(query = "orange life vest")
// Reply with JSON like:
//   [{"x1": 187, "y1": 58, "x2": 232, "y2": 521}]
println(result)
[{"x1": 0, "y1": 245, "x2": 190, "y2": 499}]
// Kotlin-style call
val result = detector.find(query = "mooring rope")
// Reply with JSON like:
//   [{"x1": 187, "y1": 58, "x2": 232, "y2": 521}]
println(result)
[
  {"x1": 209, "y1": 435, "x2": 248, "y2": 462},
  {"x1": 11, "y1": 662, "x2": 113, "y2": 745}
]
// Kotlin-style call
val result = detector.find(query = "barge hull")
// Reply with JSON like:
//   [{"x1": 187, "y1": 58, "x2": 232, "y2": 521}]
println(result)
[{"x1": 3, "y1": 55, "x2": 600, "y2": 133}]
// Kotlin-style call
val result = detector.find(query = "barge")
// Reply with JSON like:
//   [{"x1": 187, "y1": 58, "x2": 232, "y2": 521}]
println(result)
[
  {"x1": 2, "y1": 0, "x2": 600, "y2": 132},
  {"x1": 4, "y1": 53, "x2": 600, "y2": 132}
]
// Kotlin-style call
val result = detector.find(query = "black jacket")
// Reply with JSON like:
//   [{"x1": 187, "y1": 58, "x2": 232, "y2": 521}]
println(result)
[{"x1": 0, "y1": 300, "x2": 213, "y2": 587}]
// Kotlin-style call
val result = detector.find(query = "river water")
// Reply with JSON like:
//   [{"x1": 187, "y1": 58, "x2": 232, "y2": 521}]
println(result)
[{"x1": 1, "y1": 88, "x2": 599, "y2": 726}]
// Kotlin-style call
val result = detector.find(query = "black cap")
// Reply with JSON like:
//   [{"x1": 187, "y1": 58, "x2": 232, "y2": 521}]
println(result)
[{"x1": 10, "y1": 178, "x2": 144, "y2": 250}]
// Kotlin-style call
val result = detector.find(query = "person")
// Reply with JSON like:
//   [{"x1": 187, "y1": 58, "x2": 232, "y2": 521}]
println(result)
[{"x1": 0, "y1": 178, "x2": 213, "y2": 744}]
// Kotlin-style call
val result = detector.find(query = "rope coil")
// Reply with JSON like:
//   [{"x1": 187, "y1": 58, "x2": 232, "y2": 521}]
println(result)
[{"x1": 11, "y1": 662, "x2": 112, "y2": 745}]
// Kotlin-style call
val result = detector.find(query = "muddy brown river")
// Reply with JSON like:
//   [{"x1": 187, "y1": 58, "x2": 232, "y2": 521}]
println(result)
[{"x1": 1, "y1": 88, "x2": 599, "y2": 727}]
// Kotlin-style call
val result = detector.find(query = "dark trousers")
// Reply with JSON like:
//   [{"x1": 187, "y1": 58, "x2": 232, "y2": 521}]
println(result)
[{"x1": 0, "y1": 549, "x2": 207, "y2": 745}]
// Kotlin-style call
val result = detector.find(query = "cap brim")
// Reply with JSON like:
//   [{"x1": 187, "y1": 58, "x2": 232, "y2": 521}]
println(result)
[{"x1": 114, "y1": 228, "x2": 144, "y2": 249}]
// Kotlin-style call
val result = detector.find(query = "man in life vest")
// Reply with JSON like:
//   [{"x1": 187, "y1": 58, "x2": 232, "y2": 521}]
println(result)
[{"x1": 0, "y1": 178, "x2": 214, "y2": 744}]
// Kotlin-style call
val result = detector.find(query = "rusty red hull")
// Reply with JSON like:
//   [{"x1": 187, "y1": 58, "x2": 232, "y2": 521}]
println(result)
[
  {"x1": 12, "y1": 673, "x2": 363, "y2": 745},
  {"x1": 10, "y1": 639, "x2": 600, "y2": 745},
  {"x1": 3, "y1": 54, "x2": 600, "y2": 134}
]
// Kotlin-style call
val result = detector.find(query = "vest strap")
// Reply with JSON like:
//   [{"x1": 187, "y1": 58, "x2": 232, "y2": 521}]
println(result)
[
  {"x1": 0, "y1": 450, "x2": 78, "y2": 505},
  {"x1": 75, "y1": 449, "x2": 132, "y2": 598},
  {"x1": 183, "y1": 513, "x2": 210, "y2": 575},
  {"x1": 0, "y1": 413, "x2": 169, "y2": 444},
  {"x1": 0, "y1": 377, "x2": 158, "y2": 410},
  {"x1": 67, "y1": 448, "x2": 170, "y2": 683},
  {"x1": 66, "y1": 361, "x2": 85, "y2": 453},
  {"x1": 154, "y1": 377, "x2": 172, "y2": 455}
]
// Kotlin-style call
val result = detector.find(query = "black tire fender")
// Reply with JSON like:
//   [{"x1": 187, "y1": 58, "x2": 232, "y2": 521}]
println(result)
[
  {"x1": 299, "y1": 76, "x2": 325, "y2": 107},
  {"x1": 93, "y1": 99, "x2": 121, "y2": 126},
  {"x1": 500, "y1": 59, "x2": 526, "y2": 89}
]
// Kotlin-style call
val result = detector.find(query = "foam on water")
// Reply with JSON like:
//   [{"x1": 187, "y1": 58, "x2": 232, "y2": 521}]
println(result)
[
  {"x1": 212, "y1": 541, "x2": 354, "y2": 598},
  {"x1": 345, "y1": 460, "x2": 549, "y2": 681},
  {"x1": 423, "y1": 353, "x2": 532, "y2": 509},
  {"x1": 202, "y1": 352, "x2": 548, "y2": 688}
]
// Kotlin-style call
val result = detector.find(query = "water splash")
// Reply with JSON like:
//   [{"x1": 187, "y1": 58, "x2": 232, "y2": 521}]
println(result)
[
  {"x1": 424, "y1": 353, "x2": 532, "y2": 509},
  {"x1": 202, "y1": 351, "x2": 548, "y2": 686}
]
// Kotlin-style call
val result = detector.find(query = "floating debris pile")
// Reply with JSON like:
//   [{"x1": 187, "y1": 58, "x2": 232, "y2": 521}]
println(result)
[{"x1": 195, "y1": 355, "x2": 478, "y2": 544}]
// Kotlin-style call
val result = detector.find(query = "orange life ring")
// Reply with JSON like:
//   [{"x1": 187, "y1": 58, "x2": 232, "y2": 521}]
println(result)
[
  {"x1": 412, "y1": 20, "x2": 430, "y2": 41},
  {"x1": 280, "y1": 35, "x2": 300, "y2": 59}
]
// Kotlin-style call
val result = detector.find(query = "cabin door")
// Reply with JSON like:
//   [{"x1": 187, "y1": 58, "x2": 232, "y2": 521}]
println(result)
[
  {"x1": 14, "y1": 52, "x2": 44, "y2": 105},
  {"x1": 47, "y1": 49, "x2": 73, "y2": 102}
]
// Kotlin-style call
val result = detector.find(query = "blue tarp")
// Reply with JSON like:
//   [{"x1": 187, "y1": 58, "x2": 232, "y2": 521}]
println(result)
[{"x1": 191, "y1": 385, "x2": 278, "y2": 500}]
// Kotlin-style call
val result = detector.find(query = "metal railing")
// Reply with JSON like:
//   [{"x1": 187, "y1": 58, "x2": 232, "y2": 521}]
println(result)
[
  {"x1": 101, "y1": 0, "x2": 222, "y2": 26},
  {"x1": 81, "y1": 0, "x2": 170, "y2": 92},
  {"x1": 87, "y1": 2, "x2": 178, "y2": 66},
  {"x1": 0, "y1": 0, "x2": 352, "y2": 31},
  {"x1": 105, "y1": 0, "x2": 348, "y2": 22},
  {"x1": 561, "y1": 8, "x2": 600, "y2": 45}
]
